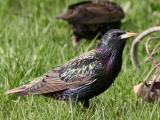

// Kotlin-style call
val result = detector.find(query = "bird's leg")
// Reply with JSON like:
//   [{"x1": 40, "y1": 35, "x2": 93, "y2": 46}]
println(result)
[
  {"x1": 68, "y1": 97, "x2": 74, "y2": 114},
  {"x1": 72, "y1": 34, "x2": 79, "y2": 47},
  {"x1": 81, "y1": 99, "x2": 90, "y2": 108},
  {"x1": 68, "y1": 97, "x2": 76, "y2": 106}
]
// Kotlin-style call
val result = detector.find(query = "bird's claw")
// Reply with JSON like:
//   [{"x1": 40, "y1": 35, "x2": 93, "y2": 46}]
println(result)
[{"x1": 72, "y1": 35, "x2": 79, "y2": 47}]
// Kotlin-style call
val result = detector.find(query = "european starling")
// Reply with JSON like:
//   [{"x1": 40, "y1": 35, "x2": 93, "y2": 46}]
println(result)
[
  {"x1": 56, "y1": 0, "x2": 125, "y2": 46},
  {"x1": 5, "y1": 29, "x2": 137, "y2": 108}
]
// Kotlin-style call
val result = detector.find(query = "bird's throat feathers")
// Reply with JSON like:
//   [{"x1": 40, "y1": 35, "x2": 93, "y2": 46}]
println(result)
[{"x1": 96, "y1": 38, "x2": 126, "y2": 73}]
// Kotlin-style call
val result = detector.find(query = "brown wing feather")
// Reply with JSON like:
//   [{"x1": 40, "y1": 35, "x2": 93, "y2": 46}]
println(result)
[
  {"x1": 56, "y1": 1, "x2": 124, "y2": 24},
  {"x1": 56, "y1": 1, "x2": 92, "y2": 20},
  {"x1": 5, "y1": 69, "x2": 92, "y2": 95},
  {"x1": 82, "y1": 4, "x2": 124, "y2": 24}
]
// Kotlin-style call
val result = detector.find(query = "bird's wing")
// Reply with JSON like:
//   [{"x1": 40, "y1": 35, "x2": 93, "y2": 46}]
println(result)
[
  {"x1": 56, "y1": 1, "x2": 124, "y2": 24},
  {"x1": 5, "y1": 50, "x2": 103, "y2": 95},
  {"x1": 59, "y1": 50, "x2": 102, "y2": 82}
]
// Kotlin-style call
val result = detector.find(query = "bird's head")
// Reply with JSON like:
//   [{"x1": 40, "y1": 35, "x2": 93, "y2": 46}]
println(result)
[{"x1": 97, "y1": 29, "x2": 137, "y2": 52}]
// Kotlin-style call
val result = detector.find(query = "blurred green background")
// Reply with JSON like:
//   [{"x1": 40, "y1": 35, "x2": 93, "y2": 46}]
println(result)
[{"x1": 0, "y1": 0, "x2": 160, "y2": 119}]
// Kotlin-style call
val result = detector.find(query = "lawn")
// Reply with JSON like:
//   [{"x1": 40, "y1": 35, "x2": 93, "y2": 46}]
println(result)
[{"x1": 0, "y1": 0, "x2": 160, "y2": 119}]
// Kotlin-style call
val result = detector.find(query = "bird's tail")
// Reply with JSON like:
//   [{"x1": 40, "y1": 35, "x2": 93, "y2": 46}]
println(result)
[
  {"x1": 55, "y1": 11, "x2": 73, "y2": 21},
  {"x1": 55, "y1": 14, "x2": 68, "y2": 20},
  {"x1": 5, "y1": 86, "x2": 27, "y2": 95},
  {"x1": 5, "y1": 77, "x2": 42, "y2": 96},
  {"x1": 55, "y1": 15, "x2": 64, "y2": 19}
]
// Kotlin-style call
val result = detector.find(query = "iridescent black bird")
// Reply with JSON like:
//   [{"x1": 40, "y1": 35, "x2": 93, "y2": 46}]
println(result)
[
  {"x1": 5, "y1": 30, "x2": 137, "y2": 108},
  {"x1": 56, "y1": 0, "x2": 125, "y2": 46}
]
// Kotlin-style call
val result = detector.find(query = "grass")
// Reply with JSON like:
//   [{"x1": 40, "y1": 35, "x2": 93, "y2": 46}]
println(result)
[{"x1": 0, "y1": 0, "x2": 160, "y2": 119}]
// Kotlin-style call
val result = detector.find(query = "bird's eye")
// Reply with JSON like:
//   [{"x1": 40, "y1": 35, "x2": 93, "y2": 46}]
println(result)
[
  {"x1": 113, "y1": 33, "x2": 122, "y2": 38},
  {"x1": 117, "y1": 32, "x2": 124, "y2": 36}
]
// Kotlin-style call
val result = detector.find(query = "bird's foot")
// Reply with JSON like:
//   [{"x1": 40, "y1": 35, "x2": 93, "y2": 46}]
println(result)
[
  {"x1": 72, "y1": 35, "x2": 79, "y2": 47},
  {"x1": 81, "y1": 100, "x2": 90, "y2": 108},
  {"x1": 68, "y1": 97, "x2": 76, "y2": 113}
]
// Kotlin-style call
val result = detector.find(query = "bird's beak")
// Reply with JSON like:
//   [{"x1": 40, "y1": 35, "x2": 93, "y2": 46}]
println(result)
[{"x1": 120, "y1": 32, "x2": 138, "y2": 39}]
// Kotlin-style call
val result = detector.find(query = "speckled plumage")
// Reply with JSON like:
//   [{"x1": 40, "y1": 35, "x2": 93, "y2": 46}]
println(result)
[
  {"x1": 6, "y1": 29, "x2": 135, "y2": 108},
  {"x1": 56, "y1": 0, "x2": 125, "y2": 46}
]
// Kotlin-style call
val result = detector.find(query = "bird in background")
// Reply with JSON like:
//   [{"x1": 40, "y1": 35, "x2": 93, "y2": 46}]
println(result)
[
  {"x1": 5, "y1": 29, "x2": 137, "y2": 108},
  {"x1": 56, "y1": 0, "x2": 125, "y2": 46}
]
